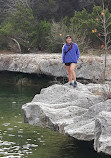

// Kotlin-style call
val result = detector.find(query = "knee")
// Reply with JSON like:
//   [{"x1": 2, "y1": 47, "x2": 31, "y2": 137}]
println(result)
[
  {"x1": 67, "y1": 70, "x2": 71, "y2": 74},
  {"x1": 70, "y1": 68, "x2": 74, "y2": 73}
]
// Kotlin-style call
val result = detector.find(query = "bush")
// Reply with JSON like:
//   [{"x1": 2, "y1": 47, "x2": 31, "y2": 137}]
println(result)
[
  {"x1": 46, "y1": 20, "x2": 69, "y2": 53},
  {"x1": 46, "y1": 18, "x2": 89, "y2": 53},
  {"x1": 70, "y1": 6, "x2": 111, "y2": 49},
  {"x1": 0, "y1": 3, "x2": 37, "y2": 52}
]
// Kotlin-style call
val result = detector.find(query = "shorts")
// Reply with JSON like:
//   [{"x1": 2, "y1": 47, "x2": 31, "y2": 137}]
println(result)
[{"x1": 65, "y1": 62, "x2": 77, "y2": 66}]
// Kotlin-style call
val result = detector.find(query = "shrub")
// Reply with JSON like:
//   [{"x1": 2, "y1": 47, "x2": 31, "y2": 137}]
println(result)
[
  {"x1": 46, "y1": 20, "x2": 68, "y2": 53},
  {"x1": 0, "y1": 3, "x2": 37, "y2": 52}
]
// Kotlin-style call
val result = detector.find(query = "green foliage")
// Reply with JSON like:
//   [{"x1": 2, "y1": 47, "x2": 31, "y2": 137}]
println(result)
[
  {"x1": 70, "y1": 5, "x2": 111, "y2": 49},
  {"x1": 46, "y1": 20, "x2": 69, "y2": 53},
  {"x1": 70, "y1": 9, "x2": 90, "y2": 34},
  {"x1": 0, "y1": 3, "x2": 36, "y2": 51},
  {"x1": 0, "y1": 2, "x2": 111, "y2": 53},
  {"x1": 0, "y1": 3, "x2": 51, "y2": 52},
  {"x1": 37, "y1": 20, "x2": 51, "y2": 50}
]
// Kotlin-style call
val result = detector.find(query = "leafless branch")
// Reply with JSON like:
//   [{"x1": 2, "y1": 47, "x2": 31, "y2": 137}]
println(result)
[
  {"x1": 106, "y1": 15, "x2": 111, "y2": 23},
  {"x1": 106, "y1": 23, "x2": 111, "y2": 29}
]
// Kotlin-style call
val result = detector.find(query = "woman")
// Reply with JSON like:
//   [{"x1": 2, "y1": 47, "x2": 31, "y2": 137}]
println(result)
[{"x1": 62, "y1": 35, "x2": 80, "y2": 87}]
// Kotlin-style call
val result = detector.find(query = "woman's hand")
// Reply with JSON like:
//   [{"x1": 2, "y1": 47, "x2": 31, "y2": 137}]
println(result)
[{"x1": 63, "y1": 63, "x2": 66, "y2": 67}]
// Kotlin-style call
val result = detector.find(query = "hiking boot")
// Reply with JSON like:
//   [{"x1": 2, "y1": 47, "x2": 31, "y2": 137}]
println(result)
[
  {"x1": 73, "y1": 81, "x2": 77, "y2": 87},
  {"x1": 69, "y1": 82, "x2": 73, "y2": 86}
]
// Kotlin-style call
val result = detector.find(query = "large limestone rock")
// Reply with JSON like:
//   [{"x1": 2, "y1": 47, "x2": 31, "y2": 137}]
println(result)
[
  {"x1": 22, "y1": 82, "x2": 106, "y2": 137},
  {"x1": 0, "y1": 54, "x2": 66, "y2": 76},
  {"x1": 0, "y1": 53, "x2": 111, "y2": 82},
  {"x1": 64, "y1": 99, "x2": 111, "y2": 141},
  {"x1": 22, "y1": 82, "x2": 111, "y2": 155},
  {"x1": 94, "y1": 111, "x2": 111, "y2": 155}
]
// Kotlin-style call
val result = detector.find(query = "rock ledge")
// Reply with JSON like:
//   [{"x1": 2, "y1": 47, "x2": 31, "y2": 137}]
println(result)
[{"x1": 0, "y1": 54, "x2": 111, "y2": 82}]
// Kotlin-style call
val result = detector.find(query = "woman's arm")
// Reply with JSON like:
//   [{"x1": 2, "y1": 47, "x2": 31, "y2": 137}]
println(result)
[
  {"x1": 62, "y1": 45, "x2": 65, "y2": 63},
  {"x1": 76, "y1": 44, "x2": 80, "y2": 60}
]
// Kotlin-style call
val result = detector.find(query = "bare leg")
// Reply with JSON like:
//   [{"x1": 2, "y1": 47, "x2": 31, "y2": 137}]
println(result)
[
  {"x1": 70, "y1": 63, "x2": 76, "y2": 81},
  {"x1": 66, "y1": 66, "x2": 72, "y2": 83}
]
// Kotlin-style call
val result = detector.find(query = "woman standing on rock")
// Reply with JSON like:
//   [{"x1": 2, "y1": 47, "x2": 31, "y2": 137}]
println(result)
[{"x1": 62, "y1": 35, "x2": 80, "y2": 87}]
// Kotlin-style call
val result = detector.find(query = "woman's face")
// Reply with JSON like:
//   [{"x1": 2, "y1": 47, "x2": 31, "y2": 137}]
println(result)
[{"x1": 66, "y1": 37, "x2": 72, "y2": 44}]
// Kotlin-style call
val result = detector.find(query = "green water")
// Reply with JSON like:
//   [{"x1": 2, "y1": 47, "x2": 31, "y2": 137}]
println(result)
[{"x1": 0, "y1": 72, "x2": 110, "y2": 158}]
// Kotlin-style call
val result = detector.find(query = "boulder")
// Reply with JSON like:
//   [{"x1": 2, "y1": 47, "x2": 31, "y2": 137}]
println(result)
[
  {"x1": 22, "y1": 82, "x2": 105, "y2": 138},
  {"x1": 22, "y1": 82, "x2": 111, "y2": 155},
  {"x1": 64, "y1": 99, "x2": 111, "y2": 141},
  {"x1": 94, "y1": 111, "x2": 111, "y2": 155}
]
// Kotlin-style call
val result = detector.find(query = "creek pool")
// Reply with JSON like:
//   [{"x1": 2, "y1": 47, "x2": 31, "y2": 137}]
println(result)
[{"x1": 0, "y1": 72, "x2": 110, "y2": 158}]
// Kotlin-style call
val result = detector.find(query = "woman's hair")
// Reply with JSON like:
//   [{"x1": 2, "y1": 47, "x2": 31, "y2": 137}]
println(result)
[{"x1": 66, "y1": 35, "x2": 72, "y2": 39}]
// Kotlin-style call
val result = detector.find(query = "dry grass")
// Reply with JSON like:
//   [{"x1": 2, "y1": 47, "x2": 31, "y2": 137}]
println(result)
[
  {"x1": 93, "y1": 90, "x2": 103, "y2": 96},
  {"x1": 0, "y1": 50, "x2": 15, "y2": 54},
  {"x1": 102, "y1": 84, "x2": 111, "y2": 100},
  {"x1": 87, "y1": 57, "x2": 93, "y2": 65}
]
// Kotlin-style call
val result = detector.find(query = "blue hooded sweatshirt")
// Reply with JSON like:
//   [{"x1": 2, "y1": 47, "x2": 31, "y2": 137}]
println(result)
[{"x1": 62, "y1": 42, "x2": 80, "y2": 63}]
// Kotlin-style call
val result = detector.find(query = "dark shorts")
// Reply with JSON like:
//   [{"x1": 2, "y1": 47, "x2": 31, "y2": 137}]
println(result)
[{"x1": 65, "y1": 62, "x2": 77, "y2": 66}]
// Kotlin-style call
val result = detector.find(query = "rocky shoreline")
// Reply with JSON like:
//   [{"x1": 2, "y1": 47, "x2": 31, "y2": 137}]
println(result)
[
  {"x1": 22, "y1": 81, "x2": 111, "y2": 156},
  {"x1": 0, "y1": 53, "x2": 111, "y2": 82}
]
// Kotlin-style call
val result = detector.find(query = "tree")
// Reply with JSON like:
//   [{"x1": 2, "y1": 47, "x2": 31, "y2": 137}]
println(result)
[
  {"x1": 0, "y1": 0, "x2": 31, "y2": 23},
  {"x1": 30, "y1": 0, "x2": 58, "y2": 20},
  {"x1": 0, "y1": 2, "x2": 37, "y2": 52},
  {"x1": 91, "y1": 1, "x2": 111, "y2": 82}
]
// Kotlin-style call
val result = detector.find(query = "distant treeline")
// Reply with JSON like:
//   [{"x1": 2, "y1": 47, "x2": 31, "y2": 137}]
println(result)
[{"x1": 0, "y1": 0, "x2": 111, "y2": 53}]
